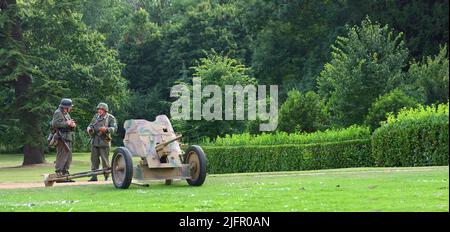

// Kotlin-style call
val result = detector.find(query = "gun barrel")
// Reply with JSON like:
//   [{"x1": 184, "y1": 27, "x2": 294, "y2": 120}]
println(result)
[{"x1": 155, "y1": 135, "x2": 182, "y2": 152}]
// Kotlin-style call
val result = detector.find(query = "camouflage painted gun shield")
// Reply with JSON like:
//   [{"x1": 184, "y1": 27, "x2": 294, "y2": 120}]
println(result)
[{"x1": 111, "y1": 115, "x2": 207, "y2": 189}]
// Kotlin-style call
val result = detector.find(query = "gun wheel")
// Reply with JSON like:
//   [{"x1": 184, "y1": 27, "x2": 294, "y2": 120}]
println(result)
[
  {"x1": 112, "y1": 147, "x2": 133, "y2": 189},
  {"x1": 184, "y1": 145, "x2": 207, "y2": 186}
]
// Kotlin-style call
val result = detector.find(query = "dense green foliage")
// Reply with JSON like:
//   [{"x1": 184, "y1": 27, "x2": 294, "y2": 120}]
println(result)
[
  {"x1": 248, "y1": 0, "x2": 449, "y2": 95},
  {"x1": 203, "y1": 139, "x2": 372, "y2": 174},
  {"x1": 372, "y1": 103, "x2": 449, "y2": 167},
  {"x1": 1, "y1": 0, "x2": 127, "y2": 158},
  {"x1": 172, "y1": 52, "x2": 257, "y2": 141},
  {"x1": 278, "y1": 90, "x2": 329, "y2": 133},
  {"x1": 318, "y1": 18, "x2": 409, "y2": 127},
  {"x1": 365, "y1": 89, "x2": 419, "y2": 130},
  {"x1": 407, "y1": 46, "x2": 449, "y2": 105},
  {"x1": 202, "y1": 125, "x2": 370, "y2": 146}
]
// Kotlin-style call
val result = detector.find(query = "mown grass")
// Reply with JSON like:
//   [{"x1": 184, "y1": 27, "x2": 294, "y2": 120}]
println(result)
[
  {"x1": 0, "y1": 153, "x2": 448, "y2": 212},
  {"x1": 0, "y1": 153, "x2": 93, "y2": 183},
  {"x1": 0, "y1": 151, "x2": 139, "y2": 183}
]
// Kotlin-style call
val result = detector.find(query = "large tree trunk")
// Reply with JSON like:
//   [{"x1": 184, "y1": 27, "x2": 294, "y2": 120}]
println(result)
[
  {"x1": 16, "y1": 74, "x2": 45, "y2": 165},
  {"x1": 2, "y1": 0, "x2": 45, "y2": 165}
]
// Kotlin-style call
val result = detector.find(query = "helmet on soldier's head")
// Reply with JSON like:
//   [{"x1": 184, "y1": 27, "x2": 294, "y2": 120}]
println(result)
[
  {"x1": 59, "y1": 98, "x2": 73, "y2": 108},
  {"x1": 97, "y1": 102, "x2": 109, "y2": 112}
]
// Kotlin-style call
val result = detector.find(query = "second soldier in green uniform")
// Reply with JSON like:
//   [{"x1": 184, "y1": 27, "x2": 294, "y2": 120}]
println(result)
[{"x1": 86, "y1": 103, "x2": 117, "y2": 181}]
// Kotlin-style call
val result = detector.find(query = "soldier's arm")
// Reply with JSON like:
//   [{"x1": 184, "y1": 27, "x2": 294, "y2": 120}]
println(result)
[
  {"x1": 107, "y1": 115, "x2": 118, "y2": 134},
  {"x1": 52, "y1": 111, "x2": 68, "y2": 129}
]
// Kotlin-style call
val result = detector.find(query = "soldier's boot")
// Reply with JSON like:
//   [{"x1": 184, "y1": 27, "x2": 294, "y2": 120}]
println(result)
[
  {"x1": 55, "y1": 171, "x2": 64, "y2": 177},
  {"x1": 55, "y1": 171, "x2": 64, "y2": 183},
  {"x1": 104, "y1": 168, "x2": 110, "y2": 181},
  {"x1": 88, "y1": 175, "x2": 98, "y2": 182},
  {"x1": 62, "y1": 170, "x2": 75, "y2": 182},
  {"x1": 55, "y1": 171, "x2": 75, "y2": 183}
]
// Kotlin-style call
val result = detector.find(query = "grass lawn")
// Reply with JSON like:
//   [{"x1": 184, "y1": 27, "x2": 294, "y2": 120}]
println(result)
[
  {"x1": 0, "y1": 153, "x2": 448, "y2": 212},
  {"x1": 0, "y1": 152, "x2": 93, "y2": 183}
]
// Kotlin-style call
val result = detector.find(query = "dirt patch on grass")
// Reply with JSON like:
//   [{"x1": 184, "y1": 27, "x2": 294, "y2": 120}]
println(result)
[{"x1": 0, "y1": 180, "x2": 111, "y2": 189}]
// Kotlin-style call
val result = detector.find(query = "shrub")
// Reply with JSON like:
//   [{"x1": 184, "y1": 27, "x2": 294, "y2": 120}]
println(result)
[
  {"x1": 371, "y1": 103, "x2": 449, "y2": 167},
  {"x1": 278, "y1": 90, "x2": 329, "y2": 133},
  {"x1": 203, "y1": 125, "x2": 370, "y2": 146},
  {"x1": 365, "y1": 89, "x2": 419, "y2": 130},
  {"x1": 203, "y1": 139, "x2": 372, "y2": 174}
]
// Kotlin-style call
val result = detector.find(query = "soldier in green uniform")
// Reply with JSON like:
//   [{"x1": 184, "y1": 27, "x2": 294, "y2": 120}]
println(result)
[
  {"x1": 52, "y1": 98, "x2": 76, "y2": 181},
  {"x1": 86, "y1": 102, "x2": 117, "y2": 181}
]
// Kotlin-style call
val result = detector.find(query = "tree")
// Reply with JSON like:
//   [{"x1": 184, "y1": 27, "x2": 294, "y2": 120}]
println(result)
[
  {"x1": 0, "y1": 0, "x2": 46, "y2": 164},
  {"x1": 408, "y1": 45, "x2": 449, "y2": 105},
  {"x1": 245, "y1": 0, "x2": 449, "y2": 99},
  {"x1": 332, "y1": 0, "x2": 449, "y2": 59},
  {"x1": 249, "y1": 0, "x2": 344, "y2": 96},
  {"x1": 365, "y1": 89, "x2": 419, "y2": 130},
  {"x1": 0, "y1": 0, "x2": 127, "y2": 163},
  {"x1": 119, "y1": 7, "x2": 163, "y2": 91},
  {"x1": 159, "y1": 1, "x2": 251, "y2": 90},
  {"x1": 365, "y1": 0, "x2": 449, "y2": 59},
  {"x1": 114, "y1": 7, "x2": 169, "y2": 141},
  {"x1": 278, "y1": 90, "x2": 329, "y2": 133},
  {"x1": 173, "y1": 52, "x2": 257, "y2": 141},
  {"x1": 317, "y1": 17, "x2": 409, "y2": 127},
  {"x1": 78, "y1": 0, "x2": 133, "y2": 48}
]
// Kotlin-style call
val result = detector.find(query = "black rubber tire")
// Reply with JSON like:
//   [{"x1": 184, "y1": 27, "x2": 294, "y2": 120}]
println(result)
[
  {"x1": 184, "y1": 145, "x2": 207, "y2": 186},
  {"x1": 112, "y1": 147, "x2": 133, "y2": 189}
]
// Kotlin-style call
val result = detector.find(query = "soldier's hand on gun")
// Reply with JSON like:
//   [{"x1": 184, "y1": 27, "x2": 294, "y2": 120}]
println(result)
[
  {"x1": 68, "y1": 119, "x2": 76, "y2": 128},
  {"x1": 99, "y1": 127, "x2": 108, "y2": 133}
]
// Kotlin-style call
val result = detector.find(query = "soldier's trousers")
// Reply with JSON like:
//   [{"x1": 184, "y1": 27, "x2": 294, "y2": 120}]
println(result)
[
  {"x1": 91, "y1": 146, "x2": 110, "y2": 178},
  {"x1": 55, "y1": 141, "x2": 72, "y2": 174}
]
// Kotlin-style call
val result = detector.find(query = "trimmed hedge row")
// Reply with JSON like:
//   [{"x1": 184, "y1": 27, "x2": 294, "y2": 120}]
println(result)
[
  {"x1": 371, "y1": 104, "x2": 449, "y2": 167},
  {"x1": 202, "y1": 126, "x2": 370, "y2": 146},
  {"x1": 203, "y1": 139, "x2": 372, "y2": 174},
  {"x1": 200, "y1": 104, "x2": 448, "y2": 173}
]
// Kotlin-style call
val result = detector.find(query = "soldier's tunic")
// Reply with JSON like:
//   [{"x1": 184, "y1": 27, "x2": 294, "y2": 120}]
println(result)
[
  {"x1": 88, "y1": 113, "x2": 117, "y2": 174},
  {"x1": 52, "y1": 108, "x2": 73, "y2": 174}
]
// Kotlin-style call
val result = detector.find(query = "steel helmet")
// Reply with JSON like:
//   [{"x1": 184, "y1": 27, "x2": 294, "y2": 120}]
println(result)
[
  {"x1": 97, "y1": 102, "x2": 109, "y2": 112},
  {"x1": 59, "y1": 98, "x2": 73, "y2": 108}
]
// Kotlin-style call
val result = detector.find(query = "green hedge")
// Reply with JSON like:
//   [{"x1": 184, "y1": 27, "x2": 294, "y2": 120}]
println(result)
[
  {"x1": 371, "y1": 103, "x2": 449, "y2": 167},
  {"x1": 203, "y1": 139, "x2": 372, "y2": 174},
  {"x1": 202, "y1": 125, "x2": 370, "y2": 146}
]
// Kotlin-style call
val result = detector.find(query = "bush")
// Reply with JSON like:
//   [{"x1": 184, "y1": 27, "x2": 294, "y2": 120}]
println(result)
[
  {"x1": 278, "y1": 90, "x2": 329, "y2": 133},
  {"x1": 203, "y1": 125, "x2": 370, "y2": 146},
  {"x1": 365, "y1": 89, "x2": 419, "y2": 130},
  {"x1": 203, "y1": 139, "x2": 372, "y2": 174},
  {"x1": 372, "y1": 103, "x2": 449, "y2": 167}
]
